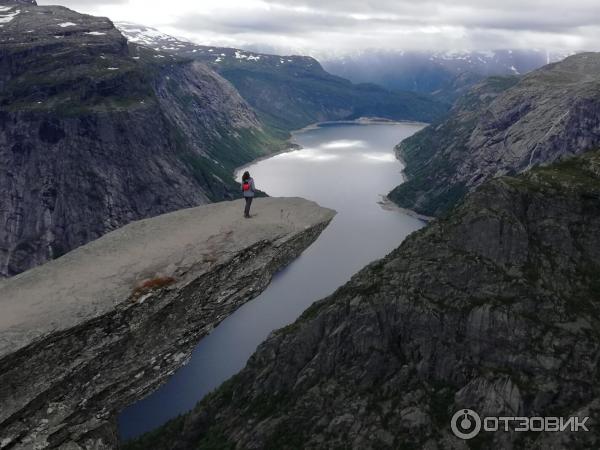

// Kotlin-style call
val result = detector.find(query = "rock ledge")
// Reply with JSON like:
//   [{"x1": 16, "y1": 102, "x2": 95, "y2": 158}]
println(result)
[{"x1": 0, "y1": 197, "x2": 335, "y2": 449}]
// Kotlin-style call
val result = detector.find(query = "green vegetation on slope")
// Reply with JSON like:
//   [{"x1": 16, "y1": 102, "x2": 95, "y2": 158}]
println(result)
[
  {"x1": 178, "y1": 127, "x2": 282, "y2": 201},
  {"x1": 121, "y1": 415, "x2": 187, "y2": 450},
  {"x1": 390, "y1": 53, "x2": 600, "y2": 218},
  {"x1": 388, "y1": 75, "x2": 520, "y2": 217},
  {"x1": 218, "y1": 64, "x2": 446, "y2": 135},
  {"x1": 0, "y1": 10, "x2": 159, "y2": 114}
]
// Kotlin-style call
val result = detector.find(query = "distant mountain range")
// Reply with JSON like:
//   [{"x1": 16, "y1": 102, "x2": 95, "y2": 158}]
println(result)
[
  {"x1": 116, "y1": 23, "x2": 577, "y2": 111},
  {"x1": 116, "y1": 23, "x2": 446, "y2": 133},
  {"x1": 389, "y1": 52, "x2": 600, "y2": 216},
  {"x1": 322, "y1": 49, "x2": 574, "y2": 104}
]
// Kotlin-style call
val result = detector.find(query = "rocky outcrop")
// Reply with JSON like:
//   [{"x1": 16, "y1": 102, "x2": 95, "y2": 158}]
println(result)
[
  {"x1": 0, "y1": 3, "x2": 279, "y2": 277},
  {"x1": 390, "y1": 52, "x2": 600, "y2": 216},
  {"x1": 0, "y1": 197, "x2": 335, "y2": 449},
  {"x1": 155, "y1": 151, "x2": 600, "y2": 449}
]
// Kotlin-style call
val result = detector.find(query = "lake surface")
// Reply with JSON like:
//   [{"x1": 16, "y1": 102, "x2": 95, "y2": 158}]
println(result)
[{"x1": 118, "y1": 121, "x2": 426, "y2": 439}]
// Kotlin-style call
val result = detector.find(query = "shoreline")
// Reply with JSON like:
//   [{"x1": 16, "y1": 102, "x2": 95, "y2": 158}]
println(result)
[
  {"x1": 235, "y1": 118, "x2": 433, "y2": 223},
  {"x1": 384, "y1": 123, "x2": 434, "y2": 221},
  {"x1": 377, "y1": 195, "x2": 435, "y2": 223},
  {"x1": 235, "y1": 117, "x2": 428, "y2": 177},
  {"x1": 233, "y1": 141, "x2": 301, "y2": 179},
  {"x1": 291, "y1": 117, "x2": 429, "y2": 137}
]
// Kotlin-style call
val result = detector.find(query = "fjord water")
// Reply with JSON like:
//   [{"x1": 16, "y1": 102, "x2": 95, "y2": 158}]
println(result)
[{"x1": 119, "y1": 121, "x2": 426, "y2": 439}]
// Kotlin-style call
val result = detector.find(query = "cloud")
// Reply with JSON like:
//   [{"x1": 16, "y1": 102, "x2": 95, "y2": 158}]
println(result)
[
  {"x1": 37, "y1": 0, "x2": 600, "y2": 56},
  {"x1": 174, "y1": 6, "x2": 358, "y2": 35},
  {"x1": 45, "y1": 0, "x2": 128, "y2": 5}
]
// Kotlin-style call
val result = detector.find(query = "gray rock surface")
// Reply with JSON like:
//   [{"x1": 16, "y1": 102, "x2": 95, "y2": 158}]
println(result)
[
  {"x1": 159, "y1": 151, "x2": 600, "y2": 450},
  {"x1": 0, "y1": 2, "x2": 275, "y2": 277},
  {"x1": 390, "y1": 52, "x2": 600, "y2": 216},
  {"x1": 0, "y1": 197, "x2": 335, "y2": 449}
]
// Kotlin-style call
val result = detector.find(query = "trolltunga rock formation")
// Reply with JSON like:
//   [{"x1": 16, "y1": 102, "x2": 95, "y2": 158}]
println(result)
[{"x1": 0, "y1": 197, "x2": 335, "y2": 449}]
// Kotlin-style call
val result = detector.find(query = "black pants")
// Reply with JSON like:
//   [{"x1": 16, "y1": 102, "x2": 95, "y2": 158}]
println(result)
[{"x1": 244, "y1": 197, "x2": 253, "y2": 217}]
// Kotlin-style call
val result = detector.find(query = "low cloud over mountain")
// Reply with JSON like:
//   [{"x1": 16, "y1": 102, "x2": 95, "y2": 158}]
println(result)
[{"x1": 37, "y1": 0, "x2": 599, "y2": 57}]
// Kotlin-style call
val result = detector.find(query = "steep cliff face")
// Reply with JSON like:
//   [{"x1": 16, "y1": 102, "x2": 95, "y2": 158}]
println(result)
[
  {"x1": 0, "y1": 3, "x2": 279, "y2": 277},
  {"x1": 155, "y1": 151, "x2": 600, "y2": 449},
  {"x1": 0, "y1": 197, "x2": 335, "y2": 450},
  {"x1": 116, "y1": 23, "x2": 447, "y2": 133},
  {"x1": 390, "y1": 52, "x2": 600, "y2": 216}
]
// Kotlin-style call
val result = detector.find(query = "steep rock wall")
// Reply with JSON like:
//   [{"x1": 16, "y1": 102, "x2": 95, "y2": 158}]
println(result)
[
  {"x1": 0, "y1": 3, "x2": 275, "y2": 277},
  {"x1": 390, "y1": 53, "x2": 600, "y2": 216}
]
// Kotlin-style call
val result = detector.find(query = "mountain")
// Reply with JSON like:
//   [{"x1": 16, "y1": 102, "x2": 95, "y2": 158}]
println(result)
[
  {"x1": 128, "y1": 149, "x2": 600, "y2": 450},
  {"x1": 116, "y1": 23, "x2": 447, "y2": 133},
  {"x1": 0, "y1": 1, "x2": 281, "y2": 277},
  {"x1": 389, "y1": 52, "x2": 600, "y2": 217},
  {"x1": 322, "y1": 49, "x2": 572, "y2": 104}
]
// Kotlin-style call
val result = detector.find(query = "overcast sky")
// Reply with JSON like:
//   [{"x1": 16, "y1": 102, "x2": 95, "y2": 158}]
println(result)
[{"x1": 38, "y1": 0, "x2": 599, "y2": 57}]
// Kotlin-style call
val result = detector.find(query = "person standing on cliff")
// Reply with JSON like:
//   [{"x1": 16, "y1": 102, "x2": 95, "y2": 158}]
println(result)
[{"x1": 241, "y1": 171, "x2": 256, "y2": 218}]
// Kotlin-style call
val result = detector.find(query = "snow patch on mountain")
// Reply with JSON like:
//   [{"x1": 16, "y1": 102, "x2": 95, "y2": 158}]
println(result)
[
  {"x1": 115, "y1": 21, "x2": 308, "y2": 70},
  {"x1": 0, "y1": 8, "x2": 20, "y2": 23},
  {"x1": 322, "y1": 49, "x2": 578, "y2": 96}
]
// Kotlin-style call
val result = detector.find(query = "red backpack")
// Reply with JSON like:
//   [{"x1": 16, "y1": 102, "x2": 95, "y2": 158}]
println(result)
[{"x1": 242, "y1": 181, "x2": 251, "y2": 191}]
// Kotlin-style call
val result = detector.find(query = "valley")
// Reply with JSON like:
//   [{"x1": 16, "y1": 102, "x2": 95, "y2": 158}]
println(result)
[
  {"x1": 133, "y1": 149, "x2": 600, "y2": 450},
  {"x1": 0, "y1": 1, "x2": 443, "y2": 277},
  {"x1": 116, "y1": 22, "x2": 447, "y2": 133},
  {"x1": 1, "y1": 0, "x2": 599, "y2": 449},
  {"x1": 119, "y1": 120, "x2": 426, "y2": 440}
]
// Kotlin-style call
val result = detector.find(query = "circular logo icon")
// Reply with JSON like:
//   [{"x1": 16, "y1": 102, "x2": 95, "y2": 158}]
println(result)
[{"x1": 451, "y1": 409, "x2": 481, "y2": 440}]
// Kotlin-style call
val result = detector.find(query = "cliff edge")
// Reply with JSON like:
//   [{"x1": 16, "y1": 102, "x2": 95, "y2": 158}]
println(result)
[
  {"x1": 0, "y1": 197, "x2": 335, "y2": 449},
  {"x1": 158, "y1": 151, "x2": 600, "y2": 450}
]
